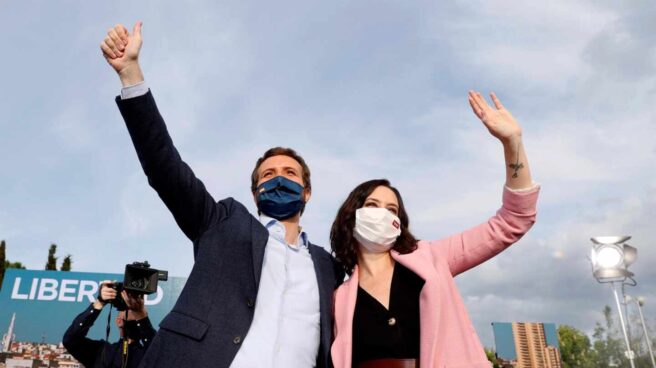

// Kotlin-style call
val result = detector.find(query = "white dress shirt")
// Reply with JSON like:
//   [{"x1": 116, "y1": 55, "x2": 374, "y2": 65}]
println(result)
[{"x1": 229, "y1": 215, "x2": 320, "y2": 368}]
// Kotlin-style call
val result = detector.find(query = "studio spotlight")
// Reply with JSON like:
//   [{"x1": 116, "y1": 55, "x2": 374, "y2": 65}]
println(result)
[{"x1": 590, "y1": 236, "x2": 637, "y2": 282}]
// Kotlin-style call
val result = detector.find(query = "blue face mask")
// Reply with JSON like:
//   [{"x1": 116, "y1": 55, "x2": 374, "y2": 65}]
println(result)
[{"x1": 256, "y1": 176, "x2": 306, "y2": 220}]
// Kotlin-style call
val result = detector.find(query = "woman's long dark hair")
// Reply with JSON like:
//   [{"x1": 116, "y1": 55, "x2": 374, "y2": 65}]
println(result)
[{"x1": 330, "y1": 179, "x2": 418, "y2": 275}]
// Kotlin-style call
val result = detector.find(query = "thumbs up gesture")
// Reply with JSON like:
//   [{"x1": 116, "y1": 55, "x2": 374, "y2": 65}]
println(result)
[{"x1": 100, "y1": 22, "x2": 144, "y2": 86}]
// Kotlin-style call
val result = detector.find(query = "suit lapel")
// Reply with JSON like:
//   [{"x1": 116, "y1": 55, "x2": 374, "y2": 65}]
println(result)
[
  {"x1": 309, "y1": 244, "x2": 331, "y2": 367},
  {"x1": 250, "y1": 218, "x2": 269, "y2": 290}
]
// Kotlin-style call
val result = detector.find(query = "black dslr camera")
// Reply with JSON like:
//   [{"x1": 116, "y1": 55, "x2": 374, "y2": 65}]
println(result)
[{"x1": 106, "y1": 261, "x2": 168, "y2": 311}]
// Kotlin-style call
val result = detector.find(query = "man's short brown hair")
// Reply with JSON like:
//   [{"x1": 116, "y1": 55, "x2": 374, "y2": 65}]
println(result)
[{"x1": 250, "y1": 147, "x2": 311, "y2": 193}]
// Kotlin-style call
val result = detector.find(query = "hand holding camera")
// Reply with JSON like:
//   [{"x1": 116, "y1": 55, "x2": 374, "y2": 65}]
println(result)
[
  {"x1": 93, "y1": 261, "x2": 167, "y2": 314},
  {"x1": 93, "y1": 280, "x2": 118, "y2": 310},
  {"x1": 122, "y1": 290, "x2": 147, "y2": 319}
]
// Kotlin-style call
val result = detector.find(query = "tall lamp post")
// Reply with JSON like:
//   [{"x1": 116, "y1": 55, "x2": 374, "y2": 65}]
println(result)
[
  {"x1": 625, "y1": 295, "x2": 656, "y2": 368},
  {"x1": 590, "y1": 235, "x2": 638, "y2": 368}
]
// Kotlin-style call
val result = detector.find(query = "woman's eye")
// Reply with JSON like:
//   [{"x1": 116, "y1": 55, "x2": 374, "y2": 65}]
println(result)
[{"x1": 387, "y1": 208, "x2": 398, "y2": 215}]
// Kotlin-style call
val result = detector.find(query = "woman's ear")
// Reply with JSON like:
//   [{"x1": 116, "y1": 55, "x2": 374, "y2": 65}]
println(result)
[{"x1": 303, "y1": 188, "x2": 311, "y2": 203}]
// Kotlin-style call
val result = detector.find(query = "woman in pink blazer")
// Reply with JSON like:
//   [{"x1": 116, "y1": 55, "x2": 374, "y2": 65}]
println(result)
[{"x1": 329, "y1": 91, "x2": 539, "y2": 368}]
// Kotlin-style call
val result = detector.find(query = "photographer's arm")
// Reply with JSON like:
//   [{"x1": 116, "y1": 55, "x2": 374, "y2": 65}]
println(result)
[
  {"x1": 101, "y1": 23, "x2": 221, "y2": 241},
  {"x1": 135, "y1": 317, "x2": 157, "y2": 348},
  {"x1": 62, "y1": 303, "x2": 106, "y2": 367}
]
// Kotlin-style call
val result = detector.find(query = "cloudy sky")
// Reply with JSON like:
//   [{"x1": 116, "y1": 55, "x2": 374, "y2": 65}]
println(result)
[{"x1": 2, "y1": 0, "x2": 655, "y2": 348}]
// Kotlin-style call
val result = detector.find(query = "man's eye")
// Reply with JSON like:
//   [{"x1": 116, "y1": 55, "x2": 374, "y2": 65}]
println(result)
[
  {"x1": 287, "y1": 170, "x2": 297, "y2": 176},
  {"x1": 263, "y1": 172, "x2": 272, "y2": 177}
]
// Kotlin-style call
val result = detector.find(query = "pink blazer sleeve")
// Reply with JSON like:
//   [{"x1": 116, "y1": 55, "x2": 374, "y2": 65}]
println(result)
[{"x1": 429, "y1": 186, "x2": 540, "y2": 277}]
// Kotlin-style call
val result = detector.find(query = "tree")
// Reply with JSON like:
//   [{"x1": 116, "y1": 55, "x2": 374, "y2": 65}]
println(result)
[
  {"x1": 0, "y1": 240, "x2": 5, "y2": 289},
  {"x1": 46, "y1": 243, "x2": 58, "y2": 270},
  {"x1": 5, "y1": 261, "x2": 25, "y2": 269},
  {"x1": 593, "y1": 305, "x2": 631, "y2": 368},
  {"x1": 0, "y1": 240, "x2": 26, "y2": 291},
  {"x1": 558, "y1": 324, "x2": 598, "y2": 368},
  {"x1": 485, "y1": 347, "x2": 502, "y2": 368},
  {"x1": 60, "y1": 255, "x2": 72, "y2": 271}
]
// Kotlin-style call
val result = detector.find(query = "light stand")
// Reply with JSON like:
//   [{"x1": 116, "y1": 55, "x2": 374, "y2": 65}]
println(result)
[
  {"x1": 590, "y1": 236, "x2": 638, "y2": 368},
  {"x1": 625, "y1": 295, "x2": 656, "y2": 368},
  {"x1": 610, "y1": 282, "x2": 636, "y2": 367}
]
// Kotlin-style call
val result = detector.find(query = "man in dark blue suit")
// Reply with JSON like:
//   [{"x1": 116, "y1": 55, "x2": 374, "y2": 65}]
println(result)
[{"x1": 100, "y1": 22, "x2": 343, "y2": 368}]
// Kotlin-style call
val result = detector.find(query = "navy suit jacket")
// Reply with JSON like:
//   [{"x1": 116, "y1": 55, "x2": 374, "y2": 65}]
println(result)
[{"x1": 116, "y1": 91, "x2": 344, "y2": 368}]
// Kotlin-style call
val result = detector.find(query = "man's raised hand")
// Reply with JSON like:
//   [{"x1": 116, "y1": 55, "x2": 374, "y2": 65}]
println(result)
[{"x1": 100, "y1": 22, "x2": 144, "y2": 86}]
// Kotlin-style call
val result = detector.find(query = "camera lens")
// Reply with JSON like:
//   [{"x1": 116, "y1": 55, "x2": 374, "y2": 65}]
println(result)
[{"x1": 130, "y1": 278, "x2": 148, "y2": 289}]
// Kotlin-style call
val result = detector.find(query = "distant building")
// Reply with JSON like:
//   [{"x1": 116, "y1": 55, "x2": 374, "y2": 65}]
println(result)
[
  {"x1": 544, "y1": 346, "x2": 561, "y2": 368},
  {"x1": 5, "y1": 358, "x2": 34, "y2": 368},
  {"x1": 492, "y1": 322, "x2": 562, "y2": 368},
  {"x1": 2, "y1": 313, "x2": 16, "y2": 352},
  {"x1": 58, "y1": 360, "x2": 82, "y2": 368},
  {"x1": 1, "y1": 340, "x2": 83, "y2": 367}
]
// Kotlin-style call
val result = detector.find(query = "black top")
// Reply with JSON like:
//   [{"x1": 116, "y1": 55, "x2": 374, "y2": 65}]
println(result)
[
  {"x1": 62, "y1": 304, "x2": 156, "y2": 368},
  {"x1": 352, "y1": 263, "x2": 425, "y2": 365}
]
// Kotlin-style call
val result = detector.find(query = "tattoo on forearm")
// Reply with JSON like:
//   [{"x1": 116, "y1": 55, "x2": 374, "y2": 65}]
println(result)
[
  {"x1": 509, "y1": 143, "x2": 524, "y2": 178},
  {"x1": 509, "y1": 162, "x2": 524, "y2": 178}
]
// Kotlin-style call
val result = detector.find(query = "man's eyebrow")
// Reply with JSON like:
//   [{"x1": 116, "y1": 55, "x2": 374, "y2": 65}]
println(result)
[{"x1": 283, "y1": 166, "x2": 300, "y2": 171}]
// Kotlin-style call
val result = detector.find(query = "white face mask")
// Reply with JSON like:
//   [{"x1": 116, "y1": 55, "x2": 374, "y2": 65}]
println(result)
[{"x1": 353, "y1": 207, "x2": 402, "y2": 253}]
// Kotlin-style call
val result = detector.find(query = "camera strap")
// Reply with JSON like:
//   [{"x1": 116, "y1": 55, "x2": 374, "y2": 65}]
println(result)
[
  {"x1": 106, "y1": 304, "x2": 113, "y2": 342},
  {"x1": 99, "y1": 304, "x2": 113, "y2": 367},
  {"x1": 122, "y1": 338, "x2": 129, "y2": 368},
  {"x1": 121, "y1": 309, "x2": 129, "y2": 368}
]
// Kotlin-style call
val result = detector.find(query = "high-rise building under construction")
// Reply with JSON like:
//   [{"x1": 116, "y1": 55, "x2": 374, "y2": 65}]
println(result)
[
  {"x1": 492, "y1": 321, "x2": 562, "y2": 368},
  {"x1": 512, "y1": 322, "x2": 562, "y2": 368}
]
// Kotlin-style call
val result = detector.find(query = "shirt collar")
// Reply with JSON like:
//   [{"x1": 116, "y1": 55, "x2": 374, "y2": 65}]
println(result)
[{"x1": 259, "y1": 214, "x2": 309, "y2": 248}]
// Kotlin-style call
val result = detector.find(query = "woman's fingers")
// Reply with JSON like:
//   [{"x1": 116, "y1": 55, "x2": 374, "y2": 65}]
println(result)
[
  {"x1": 490, "y1": 92, "x2": 504, "y2": 110},
  {"x1": 468, "y1": 96, "x2": 483, "y2": 119},
  {"x1": 475, "y1": 92, "x2": 493, "y2": 111},
  {"x1": 468, "y1": 91, "x2": 487, "y2": 119}
]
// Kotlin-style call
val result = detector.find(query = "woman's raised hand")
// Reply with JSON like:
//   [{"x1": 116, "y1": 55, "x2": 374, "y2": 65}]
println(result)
[{"x1": 468, "y1": 91, "x2": 522, "y2": 146}]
